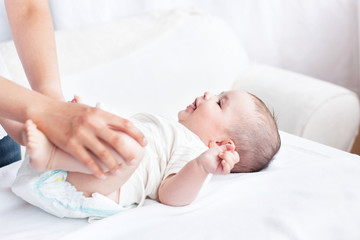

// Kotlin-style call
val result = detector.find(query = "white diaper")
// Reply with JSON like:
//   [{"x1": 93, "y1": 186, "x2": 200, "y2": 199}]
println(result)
[{"x1": 12, "y1": 153, "x2": 135, "y2": 220}]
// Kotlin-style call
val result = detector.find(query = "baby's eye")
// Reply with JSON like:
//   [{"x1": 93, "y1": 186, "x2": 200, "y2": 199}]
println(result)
[{"x1": 217, "y1": 99, "x2": 222, "y2": 107}]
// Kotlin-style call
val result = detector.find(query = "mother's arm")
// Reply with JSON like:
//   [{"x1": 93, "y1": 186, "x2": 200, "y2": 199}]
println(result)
[
  {"x1": 5, "y1": 0, "x2": 63, "y2": 100},
  {"x1": 0, "y1": 76, "x2": 146, "y2": 179},
  {"x1": 2, "y1": 0, "x2": 147, "y2": 179}
]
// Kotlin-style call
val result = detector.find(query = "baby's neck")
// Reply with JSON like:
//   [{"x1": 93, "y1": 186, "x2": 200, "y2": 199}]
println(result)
[{"x1": 178, "y1": 120, "x2": 209, "y2": 147}]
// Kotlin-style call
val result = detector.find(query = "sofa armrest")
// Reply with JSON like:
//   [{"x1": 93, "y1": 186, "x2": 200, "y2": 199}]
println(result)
[{"x1": 232, "y1": 62, "x2": 360, "y2": 151}]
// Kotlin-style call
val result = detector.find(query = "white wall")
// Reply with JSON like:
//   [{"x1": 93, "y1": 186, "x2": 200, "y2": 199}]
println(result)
[
  {"x1": 0, "y1": 0, "x2": 11, "y2": 42},
  {"x1": 0, "y1": 0, "x2": 359, "y2": 96}
]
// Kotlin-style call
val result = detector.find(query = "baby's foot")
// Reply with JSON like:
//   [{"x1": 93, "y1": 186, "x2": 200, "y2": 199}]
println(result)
[{"x1": 25, "y1": 120, "x2": 56, "y2": 171}]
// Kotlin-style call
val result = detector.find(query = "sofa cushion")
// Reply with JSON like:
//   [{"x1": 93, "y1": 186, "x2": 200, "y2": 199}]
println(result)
[{"x1": 0, "y1": 9, "x2": 249, "y2": 117}]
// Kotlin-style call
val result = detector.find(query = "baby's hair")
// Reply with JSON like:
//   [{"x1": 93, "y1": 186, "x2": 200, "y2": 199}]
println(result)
[{"x1": 229, "y1": 92, "x2": 281, "y2": 173}]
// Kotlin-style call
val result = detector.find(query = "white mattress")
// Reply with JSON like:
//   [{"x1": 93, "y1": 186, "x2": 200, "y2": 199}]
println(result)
[{"x1": 1, "y1": 131, "x2": 359, "y2": 240}]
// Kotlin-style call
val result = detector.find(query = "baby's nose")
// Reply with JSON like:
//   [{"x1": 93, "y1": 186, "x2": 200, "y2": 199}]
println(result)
[{"x1": 203, "y1": 91, "x2": 213, "y2": 100}]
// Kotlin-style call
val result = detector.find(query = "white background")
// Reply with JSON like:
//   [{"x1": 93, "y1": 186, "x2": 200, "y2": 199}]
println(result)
[{"x1": 0, "y1": 0, "x2": 359, "y2": 96}]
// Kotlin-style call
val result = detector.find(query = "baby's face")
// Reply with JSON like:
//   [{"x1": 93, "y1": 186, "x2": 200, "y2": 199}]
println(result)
[{"x1": 178, "y1": 90, "x2": 255, "y2": 146}]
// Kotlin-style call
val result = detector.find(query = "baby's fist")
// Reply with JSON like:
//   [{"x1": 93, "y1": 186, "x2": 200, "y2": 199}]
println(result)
[
  {"x1": 218, "y1": 146, "x2": 239, "y2": 174},
  {"x1": 198, "y1": 142, "x2": 239, "y2": 175}
]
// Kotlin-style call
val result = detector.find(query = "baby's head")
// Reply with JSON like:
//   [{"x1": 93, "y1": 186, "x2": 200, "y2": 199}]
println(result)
[{"x1": 178, "y1": 90, "x2": 281, "y2": 173}]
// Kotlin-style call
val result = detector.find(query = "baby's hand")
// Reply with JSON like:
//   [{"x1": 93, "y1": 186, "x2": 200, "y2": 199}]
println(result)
[
  {"x1": 197, "y1": 142, "x2": 240, "y2": 175},
  {"x1": 217, "y1": 144, "x2": 240, "y2": 174}
]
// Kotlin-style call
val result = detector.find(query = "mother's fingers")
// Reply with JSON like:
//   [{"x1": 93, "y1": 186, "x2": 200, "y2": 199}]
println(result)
[
  {"x1": 67, "y1": 140, "x2": 106, "y2": 179},
  {"x1": 73, "y1": 107, "x2": 145, "y2": 176},
  {"x1": 42, "y1": 103, "x2": 146, "y2": 178},
  {"x1": 98, "y1": 127, "x2": 138, "y2": 162},
  {"x1": 105, "y1": 113, "x2": 147, "y2": 147},
  {"x1": 82, "y1": 134, "x2": 121, "y2": 174}
]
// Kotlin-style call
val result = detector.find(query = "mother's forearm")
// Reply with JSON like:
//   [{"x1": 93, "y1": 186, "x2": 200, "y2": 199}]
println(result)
[
  {"x1": 5, "y1": 0, "x2": 63, "y2": 100},
  {"x1": 0, "y1": 118, "x2": 24, "y2": 145},
  {"x1": 0, "y1": 76, "x2": 54, "y2": 123}
]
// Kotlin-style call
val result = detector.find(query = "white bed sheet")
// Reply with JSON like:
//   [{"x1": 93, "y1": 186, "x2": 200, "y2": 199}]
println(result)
[{"x1": 1, "y1": 131, "x2": 360, "y2": 240}]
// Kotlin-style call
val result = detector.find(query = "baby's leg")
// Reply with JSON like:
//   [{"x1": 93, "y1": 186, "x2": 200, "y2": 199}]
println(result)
[
  {"x1": 65, "y1": 140, "x2": 145, "y2": 202},
  {"x1": 25, "y1": 120, "x2": 101, "y2": 173},
  {"x1": 25, "y1": 119, "x2": 143, "y2": 173},
  {"x1": 66, "y1": 165, "x2": 139, "y2": 202},
  {"x1": 25, "y1": 120, "x2": 145, "y2": 202}
]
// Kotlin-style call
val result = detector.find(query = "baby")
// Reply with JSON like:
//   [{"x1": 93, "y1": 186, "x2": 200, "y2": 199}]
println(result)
[{"x1": 12, "y1": 90, "x2": 281, "y2": 219}]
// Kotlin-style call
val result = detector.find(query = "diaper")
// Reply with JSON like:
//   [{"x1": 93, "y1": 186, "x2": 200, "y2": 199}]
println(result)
[{"x1": 12, "y1": 153, "x2": 135, "y2": 220}]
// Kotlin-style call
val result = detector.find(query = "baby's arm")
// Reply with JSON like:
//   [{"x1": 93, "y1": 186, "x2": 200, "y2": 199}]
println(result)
[{"x1": 158, "y1": 143, "x2": 239, "y2": 206}]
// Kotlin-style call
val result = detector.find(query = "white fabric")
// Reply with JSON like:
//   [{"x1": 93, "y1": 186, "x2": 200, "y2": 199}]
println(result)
[
  {"x1": 0, "y1": 53, "x2": 10, "y2": 139},
  {"x1": 58, "y1": 9, "x2": 246, "y2": 117},
  {"x1": 0, "y1": 52, "x2": 10, "y2": 79},
  {"x1": 0, "y1": 125, "x2": 6, "y2": 140},
  {"x1": 0, "y1": 0, "x2": 11, "y2": 42},
  {"x1": 120, "y1": 113, "x2": 208, "y2": 206},
  {"x1": 0, "y1": 9, "x2": 248, "y2": 117},
  {"x1": 1, "y1": 132, "x2": 360, "y2": 239}
]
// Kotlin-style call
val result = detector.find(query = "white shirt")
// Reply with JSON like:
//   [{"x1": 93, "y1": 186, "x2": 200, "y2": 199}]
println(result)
[
  {"x1": 119, "y1": 113, "x2": 208, "y2": 207},
  {"x1": 0, "y1": 53, "x2": 11, "y2": 140},
  {"x1": 0, "y1": 125, "x2": 6, "y2": 140}
]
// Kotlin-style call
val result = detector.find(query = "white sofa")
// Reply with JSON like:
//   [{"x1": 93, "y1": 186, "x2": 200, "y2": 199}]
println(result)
[
  {"x1": 234, "y1": 63, "x2": 360, "y2": 152},
  {"x1": 1, "y1": 9, "x2": 360, "y2": 240},
  {"x1": 0, "y1": 9, "x2": 359, "y2": 152}
]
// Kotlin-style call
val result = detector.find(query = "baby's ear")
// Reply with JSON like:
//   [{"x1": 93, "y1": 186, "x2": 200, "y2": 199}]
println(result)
[
  {"x1": 208, "y1": 139, "x2": 236, "y2": 149},
  {"x1": 208, "y1": 140, "x2": 217, "y2": 148},
  {"x1": 216, "y1": 139, "x2": 235, "y2": 149}
]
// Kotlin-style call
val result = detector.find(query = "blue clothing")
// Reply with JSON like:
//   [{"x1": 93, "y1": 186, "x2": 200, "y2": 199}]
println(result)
[{"x1": 0, "y1": 135, "x2": 21, "y2": 167}]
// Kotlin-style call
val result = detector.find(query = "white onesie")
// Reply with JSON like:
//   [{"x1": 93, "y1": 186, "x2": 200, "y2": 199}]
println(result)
[
  {"x1": 119, "y1": 113, "x2": 209, "y2": 206},
  {"x1": 12, "y1": 113, "x2": 208, "y2": 219}
]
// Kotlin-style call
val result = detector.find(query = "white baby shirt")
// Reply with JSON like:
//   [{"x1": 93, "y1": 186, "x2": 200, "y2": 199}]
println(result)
[{"x1": 119, "y1": 113, "x2": 208, "y2": 207}]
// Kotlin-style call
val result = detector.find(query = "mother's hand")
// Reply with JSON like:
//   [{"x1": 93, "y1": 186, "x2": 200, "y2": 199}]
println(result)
[{"x1": 35, "y1": 100, "x2": 146, "y2": 179}]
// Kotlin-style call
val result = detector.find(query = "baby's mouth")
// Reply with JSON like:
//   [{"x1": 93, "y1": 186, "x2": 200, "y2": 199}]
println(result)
[{"x1": 186, "y1": 100, "x2": 196, "y2": 111}]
